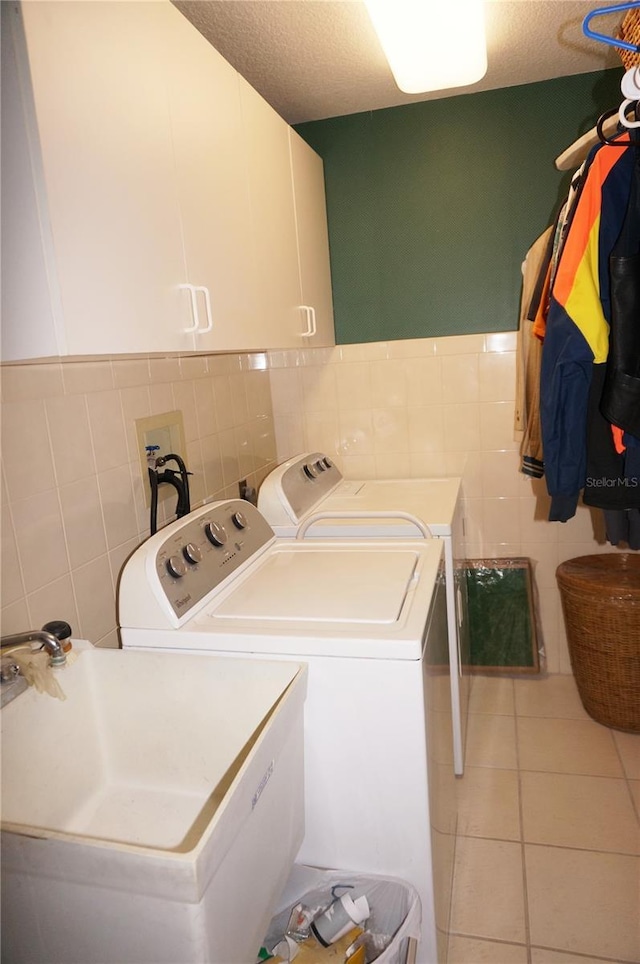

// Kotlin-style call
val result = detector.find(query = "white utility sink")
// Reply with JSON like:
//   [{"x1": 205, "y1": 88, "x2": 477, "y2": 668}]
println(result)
[{"x1": 1, "y1": 644, "x2": 307, "y2": 964}]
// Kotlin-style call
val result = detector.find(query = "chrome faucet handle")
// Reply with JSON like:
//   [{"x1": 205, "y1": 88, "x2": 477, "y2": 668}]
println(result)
[
  {"x1": 42, "y1": 620, "x2": 73, "y2": 651},
  {"x1": 0, "y1": 620, "x2": 72, "y2": 666}
]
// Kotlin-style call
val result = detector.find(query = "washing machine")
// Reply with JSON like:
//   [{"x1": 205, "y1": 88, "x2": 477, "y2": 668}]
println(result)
[
  {"x1": 258, "y1": 453, "x2": 469, "y2": 775},
  {"x1": 119, "y1": 499, "x2": 455, "y2": 964}
]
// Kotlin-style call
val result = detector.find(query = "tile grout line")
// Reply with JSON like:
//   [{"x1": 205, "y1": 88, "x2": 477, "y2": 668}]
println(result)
[
  {"x1": 451, "y1": 828, "x2": 639, "y2": 860},
  {"x1": 513, "y1": 681, "x2": 533, "y2": 964},
  {"x1": 611, "y1": 730, "x2": 640, "y2": 825},
  {"x1": 530, "y1": 942, "x2": 635, "y2": 964}
]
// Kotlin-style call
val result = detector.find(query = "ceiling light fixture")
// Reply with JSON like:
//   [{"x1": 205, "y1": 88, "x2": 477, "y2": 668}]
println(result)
[{"x1": 363, "y1": 0, "x2": 488, "y2": 94}]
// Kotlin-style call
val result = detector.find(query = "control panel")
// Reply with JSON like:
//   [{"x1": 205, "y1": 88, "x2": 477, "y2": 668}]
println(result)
[
  {"x1": 152, "y1": 500, "x2": 275, "y2": 618},
  {"x1": 278, "y1": 452, "x2": 343, "y2": 522}
]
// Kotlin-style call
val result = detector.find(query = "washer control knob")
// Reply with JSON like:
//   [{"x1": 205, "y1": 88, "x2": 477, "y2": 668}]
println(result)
[
  {"x1": 182, "y1": 542, "x2": 202, "y2": 565},
  {"x1": 315, "y1": 459, "x2": 326, "y2": 472},
  {"x1": 166, "y1": 555, "x2": 187, "y2": 579},
  {"x1": 231, "y1": 510, "x2": 248, "y2": 530},
  {"x1": 322, "y1": 457, "x2": 333, "y2": 469},
  {"x1": 303, "y1": 462, "x2": 318, "y2": 479},
  {"x1": 205, "y1": 521, "x2": 227, "y2": 547}
]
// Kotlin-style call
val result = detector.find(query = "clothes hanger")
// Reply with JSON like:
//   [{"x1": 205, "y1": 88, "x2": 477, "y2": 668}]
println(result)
[
  {"x1": 596, "y1": 105, "x2": 637, "y2": 145},
  {"x1": 583, "y1": 1, "x2": 640, "y2": 52},
  {"x1": 618, "y1": 65, "x2": 640, "y2": 127},
  {"x1": 555, "y1": 105, "x2": 637, "y2": 169},
  {"x1": 582, "y1": 3, "x2": 640, "y2": 132},
  {"x1": 555, "y1": 4, "x2": 640, "y2": 168},
  {"x1": 555, "y1": 114, "x2": 621, "y2": 169}
]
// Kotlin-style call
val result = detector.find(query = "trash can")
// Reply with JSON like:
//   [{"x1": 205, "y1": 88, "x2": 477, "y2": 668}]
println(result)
[
  {"x1": 556, "y1": 553, "x2": 640, "y2": 733},
  {"x1": 259, "y1": 865, "x2": 421, "y2": 963}
]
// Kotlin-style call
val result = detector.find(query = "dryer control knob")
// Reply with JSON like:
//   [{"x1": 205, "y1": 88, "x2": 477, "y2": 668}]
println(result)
[
  {"x1": 231, "y1": 510, "x2": 248, "y2": 530},
  {"x1": 303, "y1": 462, "x2": 318, "y2": 479},
  {"x1": 182, "y1": 542, "x2": 202, "y2": 565},
  {"x1": 322, "y1": 457, "x2": 333, "y2": 469},
  {"x1": 166, "y1": 555, "x2": 187, "y2": 579},
  {"x1": 315, "y1": 459, "x2": 326, "y2": 472},
  {"x1": 205, "y1": 521, "x2": 227, "y2": 547}
]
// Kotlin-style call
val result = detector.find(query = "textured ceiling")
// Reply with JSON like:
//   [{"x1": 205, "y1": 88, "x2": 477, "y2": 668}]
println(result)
[{"x1": 172, "y1": 1, "x2": 623, "y2": 125}]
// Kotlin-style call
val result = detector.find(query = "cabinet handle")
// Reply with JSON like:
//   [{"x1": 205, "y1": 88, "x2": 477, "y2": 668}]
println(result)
[
  {"x1": 195, "y1": 286, "x2": 213, "y2": 334},
  {"x1": 179, "y1": 283, "x2": 199, "y2": 333},
  {"x1": 179, "y1": 284, "x2": 213, "y2": 335},
  {"x1": 300, "y1": 305, "x2": 317, "y2": 338}
]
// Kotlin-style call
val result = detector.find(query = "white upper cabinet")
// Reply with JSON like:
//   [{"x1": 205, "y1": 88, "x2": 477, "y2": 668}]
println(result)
[
  {"x1": 1, "y1": 1, "x2": 335, "y2": 361},
  {"x1": 238, "y1": 78, "x2": 336, "y2": 350},
  {"x1": 289, "y1": 129, "x2": 336, "y2": 348},
  {"x1": 166, "y1": 10, "x2": 257, "y2": 352},
  {"x1": 238, "y1": 76, "x2": 304, "y2": 349},
  {"x1": 1, "y1": 6, "x2": 60, "y2": 361},
  {"x1": 2, "y1": 1, "x2": 193, "y2": 359}
]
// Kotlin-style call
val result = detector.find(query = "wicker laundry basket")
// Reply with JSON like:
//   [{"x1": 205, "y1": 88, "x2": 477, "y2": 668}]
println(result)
[{"x1": 556, "y1": 554, "x2": 640, "y2": 733}]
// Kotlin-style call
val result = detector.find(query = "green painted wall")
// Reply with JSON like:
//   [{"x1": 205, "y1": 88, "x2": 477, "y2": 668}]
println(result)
[{"x1": 295, "y1": 70, "x2": 624, "y2": 344}]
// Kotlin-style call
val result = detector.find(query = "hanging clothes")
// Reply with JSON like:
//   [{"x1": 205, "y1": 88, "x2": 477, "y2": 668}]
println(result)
[
  {"x1": 582, "y1": 143, "x2": 640, "y2": 530},
  {"x1": 583, "y1": 364, "x2": 640, "y2": 514},
  {"x1": 603, "y1": 507, "x2": 640, "y2": 549},
  {"x1": 539, "y1": 140, "x2": 637, "y2": 522},
  {"x1": 514, "y1": 226, "x2": 553, "y2": 478},
  {"x1": 529, "y1": 160, "x2": 590, "y2": 343},
  {"x1": 600, "y1": 146, "x2": 640, "y2": 436},
  {"x1": 516, "y1": 163, "x2": 590, "y2": 480}
]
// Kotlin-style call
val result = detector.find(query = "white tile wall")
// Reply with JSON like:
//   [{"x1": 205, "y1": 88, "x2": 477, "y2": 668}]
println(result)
[
  {"x1": 267, "y1": 333, "x2": 627, "y2": 674},
  {"x1": 1, "y1": 333, "x2": 627, "y2": 670},
  {"x1": 0, "y1": 353, "x2": 277, "y2": 647}
]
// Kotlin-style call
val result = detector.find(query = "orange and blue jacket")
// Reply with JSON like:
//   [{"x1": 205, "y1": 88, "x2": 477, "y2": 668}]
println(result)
[{"x1": 540, "y1": 142, "x2": 636, "y2": 522}]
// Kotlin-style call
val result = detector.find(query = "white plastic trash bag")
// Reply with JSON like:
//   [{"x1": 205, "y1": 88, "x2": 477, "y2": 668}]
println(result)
[{"x1": 262, "y1": 865, "x2": 421, "y2": 963}]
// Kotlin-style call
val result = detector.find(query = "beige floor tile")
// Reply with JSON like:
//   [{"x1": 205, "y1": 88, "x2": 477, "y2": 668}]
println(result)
[
  {"x1": 448, "y1": 935, "x2": 528, "y2": 963},
  {"x1": 521, "y1": 772, "x2": 640, "y2": 854},
  {"x1": 432, "y1": 829, "x2": 455, "y2": 933},
  {"x1": 614, "y1": 731, "x2": 640, "y2": 779},
  {"x1": 429, "y1": 761, "x2": 458, "y2": 836},
  {"x1": 464, "y1": 714, "x2": 518, "y2": 769},
  {"x1": 517, "y1": 717, "x2": 623, "y2": 777},
  {"x1": 468, "y1": 676, "x2": 515, "y2": 715},
  {"x1": 450, "y1": 838, "x2": 526, "y2": 944},
  {"x1": 427, "y1": 673, "x2": 453, "y2": 713},
  {"x1": 526, "y1": 845, "x2": 640, "y2": 961},
  {"x1": 428, "y1": 708, "x2": 455, "y2": 767},
  {"x1": 630, "y1": 780, "x2": 640, "y2": 818},
  {"x1": 514, "y1": 674, "x2": 589, "y2": 720},
  {"x1": 531, "y1": 949, "x2": 621, "y2": 964},
  {"x1": 456, "y1": 766, "x2": 520, "y2": 841}
]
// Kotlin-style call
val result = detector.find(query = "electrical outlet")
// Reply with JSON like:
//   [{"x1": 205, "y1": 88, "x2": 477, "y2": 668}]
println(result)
[{"x1": 135, "y1": 410, "x2": 186, "y2": 507}]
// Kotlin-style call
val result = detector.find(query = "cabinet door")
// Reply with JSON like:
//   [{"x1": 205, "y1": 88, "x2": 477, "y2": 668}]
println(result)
[
  {"x1": 239, "y1": 77, "x2": 305, "y2": 349},
  {"x1": 1, "y1": 3, "x2": 61, "y2": 361},
  {"x1": 289, "y1": 130, "x2": 336, "y2": 348},
  {"x1": 17, "y1": 1, "x2": 192, "y2": 356},
  {"x1": 166, "y1": 5, "x2": 257, "y2": 352}
]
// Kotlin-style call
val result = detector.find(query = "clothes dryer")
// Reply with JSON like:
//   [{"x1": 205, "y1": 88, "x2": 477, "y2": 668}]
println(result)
[{"x1": 258, "y1": 453, "x2": 469, "y2": 775}]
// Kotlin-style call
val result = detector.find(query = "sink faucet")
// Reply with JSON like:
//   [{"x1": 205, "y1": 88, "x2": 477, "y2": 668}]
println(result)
[{"x1": 1, "y1": 627, "x2": 68, "y2": 667}]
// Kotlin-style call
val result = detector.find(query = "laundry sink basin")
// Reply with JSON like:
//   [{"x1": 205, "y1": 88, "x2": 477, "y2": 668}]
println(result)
[{"x1": 1, "y1": 644, "x2": 307, "y2": 964}]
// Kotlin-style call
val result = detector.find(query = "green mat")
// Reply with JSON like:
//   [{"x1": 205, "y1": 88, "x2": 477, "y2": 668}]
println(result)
[{"x1": 463, "y1": 558, "x2": 540, "y2": 674}]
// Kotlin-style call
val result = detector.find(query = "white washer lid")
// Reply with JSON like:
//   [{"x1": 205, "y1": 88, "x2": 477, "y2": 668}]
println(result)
[
  {"x1": 213, "y1": 547, "x2": 419, "y2": 624},
  {"x1": 187, "y1": 539, "x2": 443, "y2": 659}
]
